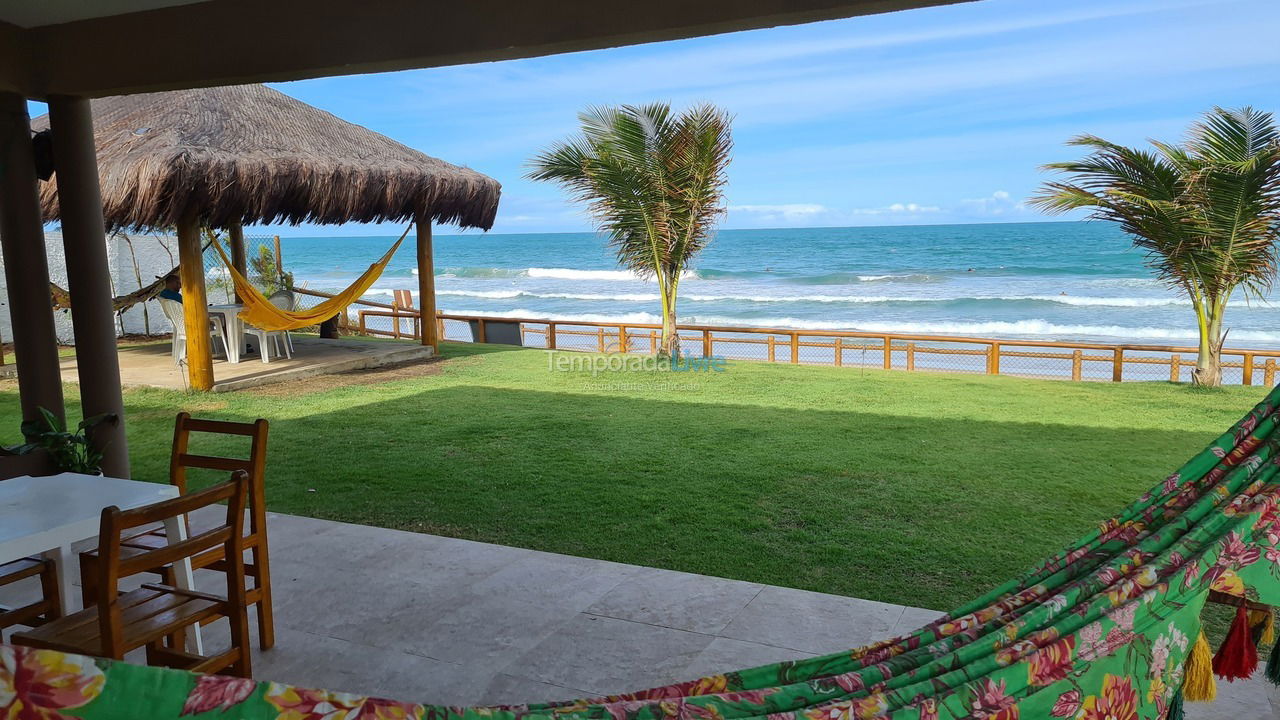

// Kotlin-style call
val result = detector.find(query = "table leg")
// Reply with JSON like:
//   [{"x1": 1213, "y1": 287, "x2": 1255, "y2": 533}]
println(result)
[
  {"x1": 41, "y1": 544, "x2": 78, "y2": 614},
  {"x1": 235, "y1": 317, "x2": 247, "y2": 363},
  {"x1": 162, "y1": 513, "x2": 205, "y2": 655},
  {"x1": 227, "y1": 313, "x2": 241, "y2": 364}
]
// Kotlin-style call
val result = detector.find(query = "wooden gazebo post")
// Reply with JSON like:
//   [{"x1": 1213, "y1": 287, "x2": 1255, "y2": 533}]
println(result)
[
  {"x1": 228, "y1": 222, "x2": 247, "y2": 302},
  {"x1": 415, "y1": 212, "x2": 438, "y2": 351},
  {"x1": 48, "y1": 95, "x2": 130, "y2": 476},
  {"x1": 177, "y1": 214, "x2": 214, "y2": 390},
  {"x1": 0, "y1": 93, "x2": 64, "y2": 427}
]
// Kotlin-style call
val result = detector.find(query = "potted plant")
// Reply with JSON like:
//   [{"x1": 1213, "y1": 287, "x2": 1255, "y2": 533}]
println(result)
[{"x1": 3, "y1": 407, "x2": 114, "y2": 475}]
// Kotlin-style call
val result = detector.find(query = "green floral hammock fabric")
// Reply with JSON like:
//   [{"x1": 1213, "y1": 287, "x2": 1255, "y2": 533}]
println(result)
[{"x1": 8, "y1": 387, "x2": 1280, "y2": 720}]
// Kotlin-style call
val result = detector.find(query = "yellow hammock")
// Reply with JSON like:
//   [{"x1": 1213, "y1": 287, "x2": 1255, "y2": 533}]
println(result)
[{"x1": 209, "y1": 225, "x2": 410, "y2": 332}]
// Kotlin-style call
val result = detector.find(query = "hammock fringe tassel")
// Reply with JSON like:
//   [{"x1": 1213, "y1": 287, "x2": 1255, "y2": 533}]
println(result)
[
  {"x1": 1213, "y1": 604, "x2": 1259, "y2": 681},
  {"x1": 1250, "y1": 607, "x2": 1275, "y2": 646},
  {"x1": 1267, "y1": 639, "x2": 1280, "y2": 687},
  {"x1": 1184, "y1": 630, "x2": 1217, "y2": 701}
]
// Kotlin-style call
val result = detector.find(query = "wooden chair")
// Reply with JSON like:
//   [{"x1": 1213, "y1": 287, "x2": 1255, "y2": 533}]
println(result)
[
  {"x1": 13, "y1": 473, "x2": 253, "y2": 678},
  {"x1": 0, "y1": 557, "x2": 62, "y2": 639},
  {"x1": 79, "y1": 412, "x2": 274, "y2": 649}
]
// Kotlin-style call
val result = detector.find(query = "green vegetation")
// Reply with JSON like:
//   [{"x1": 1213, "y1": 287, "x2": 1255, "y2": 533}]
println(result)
[
  {"x1": 1033, "y1": 106, "x2": 1280, "y2": 387},
  {"x1": 528, "y1": 103, "x2": 732, "y2": 358},
  {"x1": 0, "y1": 343, "x2": 1265, "y2": 611}
]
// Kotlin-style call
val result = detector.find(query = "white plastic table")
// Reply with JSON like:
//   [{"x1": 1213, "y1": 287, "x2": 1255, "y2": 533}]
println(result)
[
  {"x1": 0, "y1": 472, "x2": 202, "y2": 651},
  {"x1": 208, "y1": 304, "x2": 246, "y2": 364}
]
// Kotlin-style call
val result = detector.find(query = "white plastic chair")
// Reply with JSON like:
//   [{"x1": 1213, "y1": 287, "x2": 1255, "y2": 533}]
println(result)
[
  {"x1": 243, "y1": 291, "x2": 293, "y2": 364},
  {"x1": 268, "y1": 290, "x2": 296, "y2": 354},
  {"x1": 158, "y1": 297, "x2": 231, "y2": 365}
]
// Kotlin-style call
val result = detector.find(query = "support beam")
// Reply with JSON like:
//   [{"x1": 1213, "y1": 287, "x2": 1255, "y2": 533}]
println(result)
[
  {"x1": 415, "y1": 215, "x2": 438, "y2": 351},
  {"x1": 228, "y1": 222, "x2": 247, "y2": 303},
  {"x1": 177, "y1": 214, "x2": 213, "y2": 390},
  {"x1": 0, "y1": 92, "x2": 64, "y2": 430},
  {"x1": 47, "y1": 95, "x2": 129, "y2": 477}
]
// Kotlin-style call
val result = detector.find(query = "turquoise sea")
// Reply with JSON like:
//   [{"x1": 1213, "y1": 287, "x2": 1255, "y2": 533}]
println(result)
[{"x1": 279, "y1": 221, "x2": 1280, "y2": 350}]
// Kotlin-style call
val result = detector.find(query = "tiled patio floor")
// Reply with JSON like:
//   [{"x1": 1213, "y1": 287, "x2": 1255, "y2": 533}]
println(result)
[{"x1": 5, "y1": 511, "x2": 1275, "y2": 717}]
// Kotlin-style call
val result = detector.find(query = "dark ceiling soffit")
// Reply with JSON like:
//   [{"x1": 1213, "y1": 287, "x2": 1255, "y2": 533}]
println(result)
[{"x1": 13, "y1": 0, "x2": 971, "y2": 99}]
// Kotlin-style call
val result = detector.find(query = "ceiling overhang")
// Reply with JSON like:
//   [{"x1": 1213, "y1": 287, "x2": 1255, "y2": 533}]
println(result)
[{"x1": 0, "y1": 0, "x2": 972, "y2": 100}]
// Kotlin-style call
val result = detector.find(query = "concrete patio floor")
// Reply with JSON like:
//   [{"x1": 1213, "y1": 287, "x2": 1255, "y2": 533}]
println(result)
[
  {"x1": 4, "y1": 511, "x2": 1276, "y2": 717},
  {"x1": 57, "y1": 336, "x2": 432, "y2": 392}
]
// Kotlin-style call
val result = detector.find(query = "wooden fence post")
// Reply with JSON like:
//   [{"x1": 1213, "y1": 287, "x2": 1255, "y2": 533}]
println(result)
[
  {"x1": 1169, "y1": 354, "x2": 1180, "y2": 383},
  {"x1": 790, "y1": 333, "x2": 799, "y2": 364},
  {"x1": 988, "y1": 342, "x2": 1001, "y2": 375},
  {"x1": 649, "y1": 331, "x2": 657, "y2": 354},
  {"x1": 906, "y1": 343, "x2": 915, "y2": 371},
  {"x1": 1267, "y1": 359, "x2": 1276, "y2": 386},
  {"x1": 475, "y1": 318, "x2": 487, "y2": 343},
  {"x1": 833, "y1": 338, "x2": 842, "y2": 367},
  {"x1": 702, "y1": 329, "x2": 713, "y2": 358},
  {"x1": 767, "y1": 335, "x2": 776, "y2": 363},
  {"x1": 597, "y1": 327, "x2": 606, "y2": 352},
  {"x1": 1072, "y1": 350, "x2": 1082, "y2": 381},
  {"x1": 1243, "y1": 353, "x2": 1254, "y2": 386},
  {"x1": 1112, "y1": 348, "x2": 1124, "y2": 382},
  {"x1": 547, "y1": 322, "x2": 557, "y2": 350},
  {"x1": 618, "y1": 327, "x2": 628, "y2": 353},
  {"x1": 882, "y1": 336, "x2": 892, "y2": 369}
]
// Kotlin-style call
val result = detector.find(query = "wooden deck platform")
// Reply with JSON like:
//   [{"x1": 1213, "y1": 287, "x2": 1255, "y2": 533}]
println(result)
[{"x1": 58, "y1": 336, "x2": 433, "y2": 392}]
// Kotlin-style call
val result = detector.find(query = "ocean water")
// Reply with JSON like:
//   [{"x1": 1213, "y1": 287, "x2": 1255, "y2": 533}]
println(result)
[{"x1": 281, "y1": 221, "x2": 1280, "y2": 350}]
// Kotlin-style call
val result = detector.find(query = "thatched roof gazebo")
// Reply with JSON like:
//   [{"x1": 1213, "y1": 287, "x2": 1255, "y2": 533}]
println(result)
[
  {"x1": 31, "y1": 83, "x2": 501, "y2": 391},
  {"x1": 32, "y1": 84, "x2": 499, "y2": 231}
]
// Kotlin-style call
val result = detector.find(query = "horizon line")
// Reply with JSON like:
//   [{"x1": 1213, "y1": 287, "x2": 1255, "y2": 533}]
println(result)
[{"x1": 263, "y1": 218, "x2": 1088, "y2": 240}]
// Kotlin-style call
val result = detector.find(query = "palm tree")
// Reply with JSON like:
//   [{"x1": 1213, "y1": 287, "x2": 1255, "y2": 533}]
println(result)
[
  {"x1": 528, "y1": 103, "x2": 732, "y2": 359},
  {"x1": 1032, "y1": 107, "x2": 1280, "y2": 386}
]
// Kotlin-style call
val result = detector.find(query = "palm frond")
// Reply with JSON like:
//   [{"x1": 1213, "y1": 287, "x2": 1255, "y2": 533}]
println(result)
[{"x1": 1034, "y1": 107, "x2": 1280, "y2": 303}]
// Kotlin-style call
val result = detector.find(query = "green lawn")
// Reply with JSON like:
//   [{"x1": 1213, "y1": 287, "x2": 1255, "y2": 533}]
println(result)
[{"x1": 0, "y1": 342, "x2": 1266, "y2": 612}]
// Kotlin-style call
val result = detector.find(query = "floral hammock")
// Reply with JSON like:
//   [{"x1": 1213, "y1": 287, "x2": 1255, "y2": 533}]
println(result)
[{"x1": 8, "y1": 387, "x2": 1280, "y2": 720}]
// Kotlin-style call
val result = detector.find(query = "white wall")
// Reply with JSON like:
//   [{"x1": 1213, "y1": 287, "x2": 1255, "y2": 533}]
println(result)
[{"x1": 0, "y1": 230, "x2": 184, "y2": 345}]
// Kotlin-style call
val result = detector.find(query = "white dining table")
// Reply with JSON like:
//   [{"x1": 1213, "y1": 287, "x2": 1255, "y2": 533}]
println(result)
[{"x1": 0, "y1": 472, "x2": 203, "y2": 651}]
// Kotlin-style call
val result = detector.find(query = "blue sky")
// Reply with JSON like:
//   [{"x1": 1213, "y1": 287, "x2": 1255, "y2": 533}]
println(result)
[{"x1": 37, "y1": 0, "x2": 1280, "y2": 236}]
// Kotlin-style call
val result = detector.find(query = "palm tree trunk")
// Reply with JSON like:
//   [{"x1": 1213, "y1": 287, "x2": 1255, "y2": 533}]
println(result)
[
  {"x1": 658, "y1": 283, "x2": 680, "y2": 359},
  {"x1": 1192, "y1": 296, "x2": 1225, "y2": 387}
]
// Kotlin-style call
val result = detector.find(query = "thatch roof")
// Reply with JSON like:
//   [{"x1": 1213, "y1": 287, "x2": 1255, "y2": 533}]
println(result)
[{"x1": 32, "y1": 84, "x2": 500, "y2": 231}]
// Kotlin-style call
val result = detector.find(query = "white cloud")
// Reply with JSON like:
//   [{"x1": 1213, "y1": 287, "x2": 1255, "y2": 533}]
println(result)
[
  {"x1": 958, "y1": 190, "x2": 1028, "y2": 217},
  {"x1": 729, "y1": 203, "x2": 829, "y2": 219},
  {"x1": 859, "y1": 202, "x2": 941, "y2": 215},
  {"x1": 728, "y1": 200, "x2": 944, "y2": 227}
]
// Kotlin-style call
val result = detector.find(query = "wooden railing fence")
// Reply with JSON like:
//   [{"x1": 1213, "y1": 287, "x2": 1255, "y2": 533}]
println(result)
[{"x1": 291, "y1": 288, "x2": 1280, "y2": 385}]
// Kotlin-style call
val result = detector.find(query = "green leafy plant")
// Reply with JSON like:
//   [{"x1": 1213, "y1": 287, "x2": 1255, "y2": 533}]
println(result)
[
  {"x1": 528, "y1": 103, "x2": 733, "y2": 358},
  {"x1": 250, "y1": 245, "x2": 294, "y2": 296},
  {"x1": 3, "y1": 407, "x2": 113, "y2": 474},
  {"x1": 1032, "y1": 106, "x2": 1280, "y2": 387}
]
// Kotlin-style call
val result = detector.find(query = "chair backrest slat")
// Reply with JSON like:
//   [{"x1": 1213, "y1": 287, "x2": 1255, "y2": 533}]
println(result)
[
  {"x1": 177, "y1": 454, "x2": 249, "y2": 473},
  {"x1": 394, "y1": 289, "x2": 414, "y2": 310},
  {"x1": 181, "y1": 417, "x2": 264, "y2": 436},
  {"x1": 115, "y1": 527, "x2": 234, "y2": 577},
  {"x1": 96, "y1": 472, "x2": 249, "y2": 655}
]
